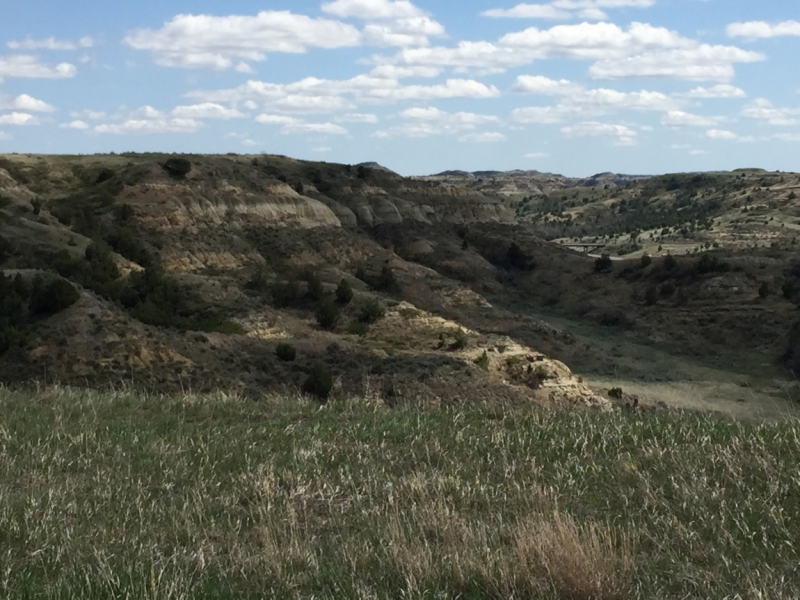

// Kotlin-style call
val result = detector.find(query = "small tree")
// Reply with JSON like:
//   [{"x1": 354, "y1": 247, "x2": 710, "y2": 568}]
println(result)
[
  {"x1": 276, "y1": 343, "x2": 297, "y2": 362},
  {"x1": 315, "y1": 299, "x2": 340, "y2": 330},
  {"x1": 640, "y1": 254, "x2": 652, "y2": 268},
  {"x1": 305, "y1": 272, "x2": 324, "y2": 302},
  {"x1": 645, "y1": 285, "x2": 659, "y2": 306},
  {"x1": 162, "y1": 158, "x2": 192, "y2": 178},
  {"x1": 30, "y1": 278, "x2": 80, "y2": 316},
  {"x1": 358, "y1": 298, "x2": 385, "y2": 324},
  {"x1": 758, "y1": 282, "x2": 771, "y2": 299},
  {"x1": 663, "y1": 253, "x2": 678, "y2": 271},
  {"x1": 335, "y1": 278, "x2": 353, "y2": 304},
  {"x1": 303, "y1": 363, "x2": 333, "y2": 401},
  {"x1": 594, "y1": 254, "x2": 613, "y2": 273},
  {"x1": 376, "y1": 265, "x2": 399, "y2": 292}
]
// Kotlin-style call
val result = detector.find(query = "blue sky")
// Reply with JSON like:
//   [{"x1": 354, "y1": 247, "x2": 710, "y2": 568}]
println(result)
[{"x1": 1, "y1": 0, "x2": 799, "y2": 176}]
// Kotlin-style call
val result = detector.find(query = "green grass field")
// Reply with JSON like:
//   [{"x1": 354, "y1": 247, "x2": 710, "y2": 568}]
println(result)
[{"x1": 1, "y1": 386, "x2": 798, "y2": 599}]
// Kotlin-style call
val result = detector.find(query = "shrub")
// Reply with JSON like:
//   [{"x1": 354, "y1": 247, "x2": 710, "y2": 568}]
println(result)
[
  {"x1": 640, "y1": 254, "x2": 652, "y2": 268},
  {"x1": 336, "y1": 279, "x2": 354, "y2": 304},
  {"x1": 663, "y1": 254, "x2": 678, "y2": 271},
  {"x1": 376, "y1": 265, "x2": 399, "y2": 293},
  {"x1": 474, "y1": 350, "x2": 490, "y2": 371},
  {"x1": 694, "y1": 254, "x2": 730, "y2": 275},
  {"x1": 271, "y1": 280, "x2": 301, "y2": 308},
  {"x1": 645, "y1": 285, "x2": 659, "y2": 306},
  {"x1": 759, "y1": 282, "x2": 771, "y2": 299},
  {"x1": 594, "y1": 254, "x2": 613, "y2": 273},
  {"x1": 0, "y1": 236, "x2": 13, "y2": 262},
  {"x1": 315, "y1": 299, "x2": 340, "y2": 330},
  {"x1": 245, "y1": 266, "x2": 269, "y2": 293},
  {"x1": 452, "y1": 329, "x2": 468, "y2": 350},
  {"x1": 608, "y1": 387, "x2": 624, "y2": 399},
  {"x1": 113, "y1": 203, "x2": 135, "y2": 223},
  {"x1": 31, "y1": 198, "x2": 42, "y2": 216},
  {"x1": 347, "y1": 320, "x2": 370, "y2": 337},
  {"x1": 305, "y1": 272, "x2": 324, "y2": 302},
  {"x1": 162, "y1": 158, "x2": 192, "y2": 178},
  {"x1": 276, "y1": 343, "x2": 297, "y2": 362},
  {"x1": 358, "y1": 298, "x2": 385, "y2": 324},
  {"x1": 303, "y1": 363, "x2": 333, "y2": 401},
  {"x1": 505, "y1": 242, "x2": 536, "y2": 271},
  {"x1": 29, "y1": 277, "x2": 80, "y2": 316}
]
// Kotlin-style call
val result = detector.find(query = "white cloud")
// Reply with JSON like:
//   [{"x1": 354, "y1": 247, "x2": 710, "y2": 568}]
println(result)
[
  {"x1": 459, "y1": 131, "x2": 507, "y2": 142},
  {"x1": 370, "y1": 65, "x2": 441, "y2": 78},
  {"x1": 561, "y1": 121, "x2": 638, "y2": 145},
  {"x1": 0, "y1": 55, "x2": 77, "y2": 80},
  {"x1": 124, "y1": 11, "x2": 362, "y2": 69},
  {"x1": 12, "y1": 94, "x2": 55, "y2": 112},
  {"x1": 311, "y1": 146, "x2": 332, "y2": 152},
  {"x1": 375, "y1": 106, "x2": 499, "y2": 138},
  {"x1": 94, "y1": 106, "x2": 202, "y2": 134},
  {"x1": 661, "y1": 110, "x2": 722, "y2": 127},
  {"x1": 513, "y1": 75, "x2": 583, "y2": 94},
  {"x1": 482, "y1": 0, "x2": 655, "y2": 20},
  {"x1": 189, "y1": 76, "x2": 499, "y2": 113},
  {"x1": 588, "y1": 46, "x2": 762, "y2": 81},
  {"x1": 60, "y1": 120, "x2": 89, "y2": 130},
  {"x1": 322, "y1": 0, "x2": 426, "y2": 19},
  {"x1": 513, "y1": 85, "x2": 679, "y2": 124},
  {"x1": 740, "y1": 98, "x2": 800, "y2": 126},
  {"x1": 525, "y1": 151, "x2": 550, "y2": 158},
  {"x1": 8, "y1": 36, "x2": 93, "y2": 51},
  {"x1": 171, "y1": 103, "x2": 246, "y2": 119},
  {"x1": 362, "y1": 17, "x2": 446, "y2": 47},
  {"x1": 682, "y1": 84, "x2": 746, "y2": 99},
  {"x1": 727, "y1": 20, "x2": 800, "y2": 39},
  {"x1": 336, "y1": 113, "x2": 379, "y2": 123},
  {"x1": 705, "y1": 129, "x2": 736, "y2": 140},
  {"x1": 375, "y1": 22, "x2": 762, "y2": 81},
  {"x1": 0, "y1": 112, "x2": 38, "y2": 125},
  {"x1": 256, "y1": 113, "x2": 349, "y2": 135},
  {"x1": 513, "y1": 105, "x2": 575, "y2": 123}
]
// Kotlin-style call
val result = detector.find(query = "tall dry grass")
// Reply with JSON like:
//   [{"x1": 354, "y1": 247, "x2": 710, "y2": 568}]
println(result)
[{"x1": 0, "y1": 385, "x2": 798, "y2": 598}]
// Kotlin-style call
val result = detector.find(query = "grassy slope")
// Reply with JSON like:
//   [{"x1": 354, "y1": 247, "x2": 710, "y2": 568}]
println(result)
[{"x1": 1, "y1": 388, "x2": 799, "y2": 599}]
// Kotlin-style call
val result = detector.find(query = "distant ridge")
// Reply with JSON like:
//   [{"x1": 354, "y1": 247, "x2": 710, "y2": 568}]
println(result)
[{"x1": 356, "y1": 162, "x2": 398, "y2": 175}]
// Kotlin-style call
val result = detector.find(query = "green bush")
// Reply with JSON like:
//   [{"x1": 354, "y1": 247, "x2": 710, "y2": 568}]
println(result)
[
  {"x1": 0, "y1": 236, "x2": 13, "y2": 262},
  {"x1": 594, "y1": 254, "x2": 613, "y2": 273},
  {"x1": 315, "y1": 299, "x2": 340, "y2": 330},
  {"x1": 303, "y1": 363, "x2": 333, "y2": 401},
  {"x1": 759, "y1": 282, "x2": 771, "y2": 299},
  {"x1": 663, "y1": 254, "x2": 678, "y2": 271},
  {"x1": 336, "y1": 279, "x2": 353, "y2": 304},
  {"x1": 276, "y1": 343, "x2": 297, "y2": 362},
  {"x1": 162, "y1": 158, "x2": 192, "y2": 178},
  {"x1": 358, "y1": 298, "x2": 385, "y2": 324},
  {"x1": 29, "y1": 277, "x2": 80, "y2": 316},
  {"x1": 645, "y1": 285, "x2": 659, "y2": 306},
  {"x1": 305, "y1": 272, "x2": 324, "y2": 302},
  {"x1": 640, "y1": 254, "x2": 653, "y2": 268},
  {"x1": 245, "y1": 266, "x2": 269, "y2": 293},
  {"x1": 474, "y1": 350, "x2": 490, "y2": 371},
  {"x1": 376, "y1": 266, "x2": 399, "y2": 293},
  {"x1": 452, "y1": 329, "x2": 469, "y2": 350},
  {"x1": 271, "y1": 280, "x2": 301, "y2": 308},
  {"x1": 347, "y1": 320, "x2": 370, "y2": 337}
]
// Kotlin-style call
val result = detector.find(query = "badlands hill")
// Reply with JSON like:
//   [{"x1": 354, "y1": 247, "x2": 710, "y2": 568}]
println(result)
[{"x1": 1, "y1": 153, "x2": 799, "y2": 418}]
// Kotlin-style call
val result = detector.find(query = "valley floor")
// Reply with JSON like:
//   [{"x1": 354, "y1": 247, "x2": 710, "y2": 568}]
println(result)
[{"x1": 1, "y1": 386, "x2": 798, "y2": 599}]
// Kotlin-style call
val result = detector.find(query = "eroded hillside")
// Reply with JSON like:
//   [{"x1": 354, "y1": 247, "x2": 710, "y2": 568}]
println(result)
[{"x1": 1, "y1": 153, "x2": 799, "y2": 418}]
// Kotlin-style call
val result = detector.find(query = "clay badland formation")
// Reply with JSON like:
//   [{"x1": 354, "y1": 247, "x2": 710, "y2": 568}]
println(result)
[{"x1": 1, "y1": 153, "x2": 799, "y2": 418}]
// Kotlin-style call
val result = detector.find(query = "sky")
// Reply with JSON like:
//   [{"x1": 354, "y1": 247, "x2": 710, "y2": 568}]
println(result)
[{"x1": 0, "y1": 0, "x2": 799, "y2": 176}]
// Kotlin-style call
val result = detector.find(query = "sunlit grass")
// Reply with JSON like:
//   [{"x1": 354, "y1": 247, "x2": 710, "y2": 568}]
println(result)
[{"x1": 0, "y1": 386, "x2": 798, "y2": 598}]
